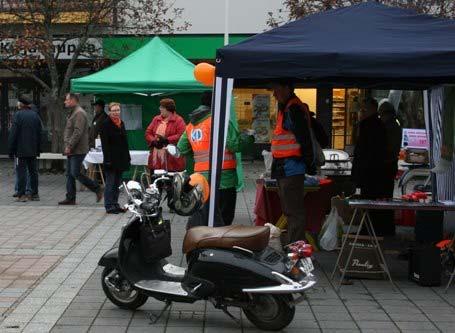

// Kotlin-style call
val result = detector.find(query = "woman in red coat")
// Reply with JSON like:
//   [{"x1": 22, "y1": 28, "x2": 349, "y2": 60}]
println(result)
[{"x1": 145, "y1": 98, "x2": 186, "y2": 171}]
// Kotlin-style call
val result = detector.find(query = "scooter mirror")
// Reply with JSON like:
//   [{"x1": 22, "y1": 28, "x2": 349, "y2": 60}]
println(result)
[
  {"x1": 126, "y1": 181, "x2": 142, "y2": 192},
  {"x1": 154, "y1": 169, "x2": 166, "y2": 176},
  {"x1": 166, "y1": 144, "x2": 181, "y2": 158}
]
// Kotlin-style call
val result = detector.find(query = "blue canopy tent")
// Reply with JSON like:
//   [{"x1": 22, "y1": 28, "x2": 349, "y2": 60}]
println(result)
[{"x1": 207, "y1": 1, "x2": 455, "y2": 226}]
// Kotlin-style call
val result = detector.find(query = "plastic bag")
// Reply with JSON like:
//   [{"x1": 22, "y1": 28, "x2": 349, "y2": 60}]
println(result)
[
  {"x1": 319, "y1": 207, "x2": 343, "y2": 251},
  {"x1": 262, "y1": 150, "x2": 273, "y2": 177},
  {"x1": 265, "y1": 223, "x2": 283, "y2": 252}
]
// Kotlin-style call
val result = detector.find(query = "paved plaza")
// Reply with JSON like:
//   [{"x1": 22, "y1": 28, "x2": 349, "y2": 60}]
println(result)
[{"x1": 0, "y1": 159, "x2": 455, "y2": 332}]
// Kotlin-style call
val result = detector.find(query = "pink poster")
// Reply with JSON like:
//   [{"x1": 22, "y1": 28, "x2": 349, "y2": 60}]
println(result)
[{"x1": 402, "y1": 128, "x2": 429, "y2": 149}]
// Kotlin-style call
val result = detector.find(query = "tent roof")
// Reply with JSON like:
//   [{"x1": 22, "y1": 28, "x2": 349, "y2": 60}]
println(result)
[
  {"x1": 216, "y1": 2, "x2": 455, "y2": 88},
  {"x1": 71, "y1": 37, "x2": 207, "y2": 93}
]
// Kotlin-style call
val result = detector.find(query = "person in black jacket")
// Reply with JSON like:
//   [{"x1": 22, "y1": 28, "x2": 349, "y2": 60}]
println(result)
[
  {"x1": 8, "y1": 95, "x2": 42, "y2": 202},
  {"x1": 100, "y1": 102, "x2": 131, "y2": 214},
  {"x1": 89, "y1": 99, "x2": 108, "y2": 148},
  {"x1": 352, "y1": 97, "x2": 392, "y2": 236},
  {"x1": 309, "y1": 110, "x2": 329, "y2": 149}
]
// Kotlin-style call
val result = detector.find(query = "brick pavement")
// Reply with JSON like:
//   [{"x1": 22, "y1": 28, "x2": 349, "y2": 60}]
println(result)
[{"x1": 1, "y1": 160, "x2": 455, "y2": 332}]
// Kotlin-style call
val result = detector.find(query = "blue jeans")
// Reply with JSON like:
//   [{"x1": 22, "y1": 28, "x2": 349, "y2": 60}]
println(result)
[
  {"x1": 66, "y1": 154, "x2": 100, "y2": 200},
  {"x1": 104, "y1": 168, "x2": 122, "y2": 211},
  {"x1": 17, "y1": 157, "x2": 38, "y2": 196},
  {"x1": 15, "y1": 159, "x2": 32, "y2": 195}
]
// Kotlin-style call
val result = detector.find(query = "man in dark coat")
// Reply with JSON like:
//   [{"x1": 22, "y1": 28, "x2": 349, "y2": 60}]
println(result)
[
  {"x1": 8, "y1": 95, "x2": 42, "y2": 202},
  {"x1": 352, "y1": 97, "x2": 393, "y2": 236},
  {"x1": 100, "y1": 102, "x2": 131, "y2": 214},
  {"x1": 378, "y1": 101, "x2": 402, "y2": 236},
  {"x1": 89, "y1": 99, "x2": 108, "y2": 148},
  {"x1": 309, "y1": 110, "x2": 330, "y2": 149}
]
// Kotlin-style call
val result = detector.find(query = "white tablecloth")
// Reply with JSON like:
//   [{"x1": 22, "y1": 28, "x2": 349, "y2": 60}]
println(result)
[{"x1": 83, "y1": 150, "x2": 149, "y2": 169}]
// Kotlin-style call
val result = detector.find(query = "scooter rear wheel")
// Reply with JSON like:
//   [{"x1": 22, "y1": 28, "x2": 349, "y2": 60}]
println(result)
[
  {"x1": 101, "y1": 267, "x2": 148, "y2": 310},
  {"x1": 243, "y1": 294, "x2": 295, "y2": 331}
]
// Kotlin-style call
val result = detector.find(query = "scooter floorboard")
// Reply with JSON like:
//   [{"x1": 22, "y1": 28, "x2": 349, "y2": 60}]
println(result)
[{"x1": 135, "y1": 280, "x2": 188, "y2": 297}]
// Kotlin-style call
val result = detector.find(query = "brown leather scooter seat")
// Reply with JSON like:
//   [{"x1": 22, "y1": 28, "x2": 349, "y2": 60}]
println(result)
[{"x1": 182, "y1": 225, "x2": 270, "y2": 254}]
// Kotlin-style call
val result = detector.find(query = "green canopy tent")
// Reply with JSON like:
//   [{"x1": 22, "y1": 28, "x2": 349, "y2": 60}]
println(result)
[
  {"x1": 71, "y1": 36, "x2": 245, "y2": 190},
  {"x1": 71, "y1": 37, "x2": 207, "y2": 93}
]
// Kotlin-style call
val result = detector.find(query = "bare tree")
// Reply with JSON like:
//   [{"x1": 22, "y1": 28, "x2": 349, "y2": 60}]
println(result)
[
  {"x1": 268, "y1": 0, "x2": 455, "y2": 27},
  {"x1": 0, "y1": 0, "x2": 189, "y2": 152}
]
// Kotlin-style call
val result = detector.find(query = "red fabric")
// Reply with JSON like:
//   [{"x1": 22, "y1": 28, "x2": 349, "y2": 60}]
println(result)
[
  {"x1": 109, "y1": 115, "x2": 122, "y2": 128},
  {"x1": 394, "y1": 209, "x2": 416, "y2": 226},
  {"x1": 145, "y1": 113, "x2": 186, "y2": 171},
  {"x1": 254, "y1": 179, "x2": 334, "y2": 235}
]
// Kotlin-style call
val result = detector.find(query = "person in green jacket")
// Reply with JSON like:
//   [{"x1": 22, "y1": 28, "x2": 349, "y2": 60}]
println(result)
[{"x1": 178, "y1": 91, "x2": 253, "y2": 228}]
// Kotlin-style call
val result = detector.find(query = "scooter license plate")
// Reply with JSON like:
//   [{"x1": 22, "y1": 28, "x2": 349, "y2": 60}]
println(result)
[{"x1": 300, "y1": 258, "x2": 314, "y2": 274}]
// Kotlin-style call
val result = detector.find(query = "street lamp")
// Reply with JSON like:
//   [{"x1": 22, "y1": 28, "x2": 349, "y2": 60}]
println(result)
[{"x1": 224, "y1": 0, "x2": 229, "y2": 46}]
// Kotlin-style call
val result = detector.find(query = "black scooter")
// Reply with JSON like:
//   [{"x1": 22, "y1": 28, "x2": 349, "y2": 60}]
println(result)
[{"x1": 98, "y1": 170, "x2": 316, "y2": 331}]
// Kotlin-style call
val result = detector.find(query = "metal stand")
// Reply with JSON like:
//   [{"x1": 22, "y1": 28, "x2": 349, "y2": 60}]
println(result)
[
  {"x1": 444, "y1": 233, "x2": 455, "y2": 293},
  {"x1": 331, "y1": 208, "x2": 395, "y2": 291},
  {"x1": 148, "y1": 301, "x2": 172, "y2": 324}
]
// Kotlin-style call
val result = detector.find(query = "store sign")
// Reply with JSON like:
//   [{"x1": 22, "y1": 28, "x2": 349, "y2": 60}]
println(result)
[
  {"x1": 402, "y1": 128, "x2": 429, "y2": 149},
  {"x1": 0, "y1": 38, "x2": 102, "y2": 60}
]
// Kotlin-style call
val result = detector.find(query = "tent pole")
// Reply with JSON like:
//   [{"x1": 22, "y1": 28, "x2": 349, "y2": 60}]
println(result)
[
  {"x1": 208, "y1": 77, "x2": 233, "y2": 227},
  {"x1": 424, "y1": 90, "x2": 438, "y2": 202}
]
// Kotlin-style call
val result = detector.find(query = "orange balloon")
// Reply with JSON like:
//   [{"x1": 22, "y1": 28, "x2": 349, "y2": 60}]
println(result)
[{"x1": 194, "y1": 63, "x2": 215, "y2": 86}]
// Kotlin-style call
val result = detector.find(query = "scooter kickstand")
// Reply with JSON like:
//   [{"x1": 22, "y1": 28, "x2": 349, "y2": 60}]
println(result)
[
  {"x1": 220, "y1": 306, "x2": 241, "y2": 326},
  {"x1": 148, "y1": 301, "x2": 172, "y2": 324}
]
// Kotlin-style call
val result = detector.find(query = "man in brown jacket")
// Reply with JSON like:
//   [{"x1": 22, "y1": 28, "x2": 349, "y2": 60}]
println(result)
[{"x1": 58, "y1": 93, "x2": 103, "y2": 205}]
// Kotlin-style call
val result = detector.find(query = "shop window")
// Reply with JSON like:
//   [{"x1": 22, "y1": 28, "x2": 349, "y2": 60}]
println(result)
[
  {"x1": 120, "y1": 104, "x2": 142, "y2": 130},
  {"x1": 233, "y1": 89, "x2": 278, "y2": 144}
]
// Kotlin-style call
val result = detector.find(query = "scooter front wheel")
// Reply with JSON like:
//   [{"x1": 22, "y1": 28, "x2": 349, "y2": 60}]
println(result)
[
  {"x1": 243, "y1": 294, "x2": 295, "y2": 331},
  {"x1": 101, "y1": 267, "x2": 148, "y2": 310}
]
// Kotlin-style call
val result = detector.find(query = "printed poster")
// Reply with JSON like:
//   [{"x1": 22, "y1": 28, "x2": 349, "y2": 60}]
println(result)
[
  {"x1": 402, "y1": 128, "x2": 429, "y2": 149},
  {"x1": 252, "y1": 94, "x2": 271, "y2": 143}
]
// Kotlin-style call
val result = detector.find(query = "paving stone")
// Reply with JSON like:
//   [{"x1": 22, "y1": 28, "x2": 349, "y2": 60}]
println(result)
[
  {"x1": 92, "y1": 317, "x2": 131, "y2": 326},
  {"x1": 388, "y1": 312, "x2": 431, "y2": 322},
  {"x1": 126, "y1": 327, "x2": 165, "y2": 333},
  {"x1": 89, "y1": 326, "x2": 127, "y2": 333},
  {"x1": 350, "y1": 311, "x2": 390, "y2": 321},
  {"x1": 165, "y1": 328, "x2": 204, "y2": 333},
  {"x1": 315, "y1": 311, "x2": 352, "y2": 321},
  {"x1": 356, "y1": 321, "x2": 398, "y2": 330},
  {"x1": 97, "y1": 309, "x2": 134, "y2": 319},
  {"x1": 51, "y1": 325, "x2": 90, "y2": 333},
  {"x1": 58, "y1": 316, "x2": 96, "y2": 326},
  {"x1": 318, "y1": 321, "x2": 358, "y2": 329},
  {"x1": 395, "y1": 321, "x2": 438, "y2": 331}
]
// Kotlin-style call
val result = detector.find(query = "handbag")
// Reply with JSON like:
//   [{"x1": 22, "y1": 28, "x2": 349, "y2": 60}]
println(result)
[{"x1": 139, "y1": 219, "x2": 172, "y2": 263}]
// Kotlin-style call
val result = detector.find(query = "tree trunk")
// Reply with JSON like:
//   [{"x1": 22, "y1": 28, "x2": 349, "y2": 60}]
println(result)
[{"x1": 49, "y1": 96, "x2": 66, "y2": 153}]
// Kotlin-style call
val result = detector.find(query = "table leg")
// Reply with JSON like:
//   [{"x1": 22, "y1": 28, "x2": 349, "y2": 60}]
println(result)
[
  {"x1": 142, "y1": 166, "x2": 150, "y2": 187},
  {"x1": 98, "y1": 164, "x2": 105, "y2": 186},
  {"x1": 331, "y1": 208, "x2": 359, "y2": 279},
  {"x1": 132, "y1": 166, "x2": 139, "y2": 181},
  {"x1": 365, "y1": 211, "x2": 396, "y2": 290},
  {"x1": 444, "y1": 234, "x2": 455, "y2": 293},
  {"x1": 263, "y1": 184, "x2": 273, "y2": 225},
  {"x1": 337, "y1": 210, "x2": 367, "y2": 291}
]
